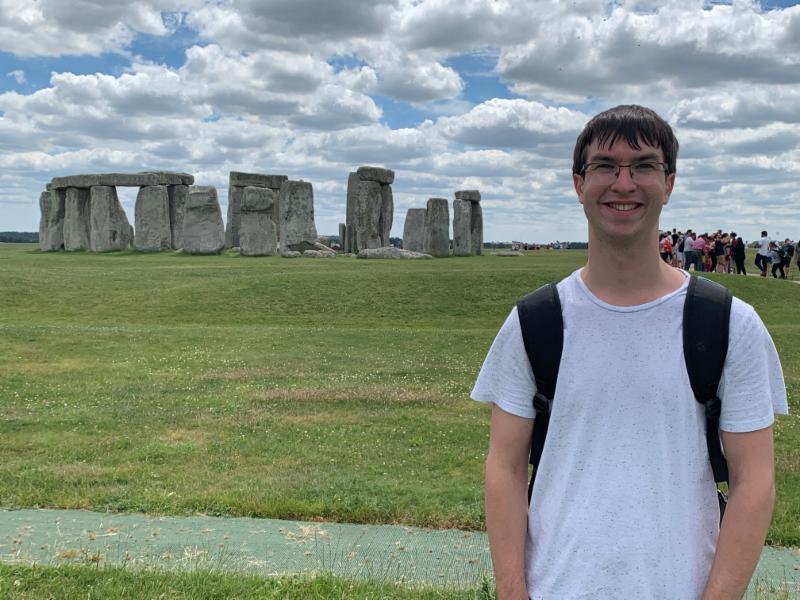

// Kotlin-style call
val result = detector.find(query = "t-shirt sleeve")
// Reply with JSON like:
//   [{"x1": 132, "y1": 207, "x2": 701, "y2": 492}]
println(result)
[
  {"x1": 470, "y1": 306, "x2": 537, "y2": 419},
  {"x1": 718, "y1": 300, "x2": 789, "y2": 432}
]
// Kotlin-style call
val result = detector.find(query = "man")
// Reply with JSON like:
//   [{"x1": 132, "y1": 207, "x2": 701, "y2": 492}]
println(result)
[
  {"x1": 683, "y1": 230, "x2": 696, "y2": 271},
  {"x1": 756, "y1": 230, "x2": 771, "y2": 277},
  {"x1": 781, "y1": 238, "x2": 794, "y2": 279},
  {"x1": 472, "y1": 105, "x2": 787, "y2": 599}
]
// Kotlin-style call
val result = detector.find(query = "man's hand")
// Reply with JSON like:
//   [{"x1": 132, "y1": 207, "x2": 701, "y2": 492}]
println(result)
[
  {"x1": 702, "y1": 426, "x2": 776, "y2": 600},
  {"x1": 485, "y1": 404, "x2": 534, "y2": 600}
]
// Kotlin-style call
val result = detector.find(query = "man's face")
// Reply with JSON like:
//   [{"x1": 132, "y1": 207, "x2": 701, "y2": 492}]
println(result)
[{"x1": 573, "y1": 138, "x2": 674, "y2": 245}]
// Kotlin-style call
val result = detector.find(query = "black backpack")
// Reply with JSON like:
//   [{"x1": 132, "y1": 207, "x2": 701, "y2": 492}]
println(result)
[{"x1": 516, "y1": 275, "x2": 732, "y2": 520}]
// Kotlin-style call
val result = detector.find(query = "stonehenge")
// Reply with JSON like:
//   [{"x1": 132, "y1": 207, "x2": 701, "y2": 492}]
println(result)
[
  {"x1": 343, "y1": 166, "x2": 394, "y2": 252},
  {"x1": 36, "y1": 167, "x2": 484, "y2": 260},
  {"x1": 226, "y1": 172, "x2": 287, "y2": 249},
  {"x1": 39, "y1": 171, "x2": 196, "y2": 253}
]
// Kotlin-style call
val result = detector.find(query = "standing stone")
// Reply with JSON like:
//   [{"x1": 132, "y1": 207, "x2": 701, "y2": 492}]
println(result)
[
  {"x1": 423, "y1": 198, "x2": 449, "y2": 257},
  {"x1": 338, "y1": 223, "x2": 346, "y2": 251},
  {"x1": 354, "y1": 180, "x2": 382, "y2": 251},
  {"x1": 379, "y1": 185, "x2": 393, "y2": 246},
  {"x1": 279, "y1": 181, "x2": 318, "y2": 253},
  {"x1": 38, "y1": 190, "x2": 65, "y2": 251},
  {"x1": 452, "y1": 198, "x2": 472, "y2": 256},
  {"x1": 182, "y1": 186, "x2": 225, "y2": 254},
  {"x1": 470, "y1": 202, "x2": 483, "y2": 256},
  {"x1": 239, "y1": 187, "x2": 277, "y2": 256},
  {"x1": 168, "y1": 185, "x2": 189, "y2": 250},
  {"x1": 90, "y1": 186, "x2": 132, "y2": 252},
  {"x1": 402, "y1": 208, "x2": 426, "y2": 253},
  {"x1": 63, "y1": 187, "x2": 91, "y2": 251},
  {"x1": 456, "y1": 190, "x2": 483, "y2": 256},
  {"x1": 344, "y1": 172, "x2": 359, "y2": 253},
  {"x1": 134, "y1": 185, "x2": 171, "y2": 251},
  {"x1": 225, "y1": 185, "x2": 244, "y2": 248}
]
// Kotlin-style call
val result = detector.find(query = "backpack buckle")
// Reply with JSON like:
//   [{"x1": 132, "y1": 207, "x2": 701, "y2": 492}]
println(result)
[
  {"x1": 705, "y1": 396, "x2": 722, "y2": 419},
  {"x1": 533, "y1": 392, "x2": 553, "y2": 416}
]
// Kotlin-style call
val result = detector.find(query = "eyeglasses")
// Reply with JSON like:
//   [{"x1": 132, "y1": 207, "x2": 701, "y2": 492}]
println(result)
[{"x1": 582, "y1": 161, "x2": 668, "y2": 181}]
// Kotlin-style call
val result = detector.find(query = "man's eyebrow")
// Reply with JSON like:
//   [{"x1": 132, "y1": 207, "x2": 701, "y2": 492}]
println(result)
[{"x1": 587, "y1": 152, "x2": 662, "y2": 162}]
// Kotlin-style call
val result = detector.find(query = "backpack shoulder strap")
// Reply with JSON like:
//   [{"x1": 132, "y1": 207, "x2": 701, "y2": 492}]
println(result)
[
  {"x1": 683, "y1": 275, "x2": 732, "y2": 484},
  {"x1": 516, "y1": 283, "x2": 563, "y2": 498}
]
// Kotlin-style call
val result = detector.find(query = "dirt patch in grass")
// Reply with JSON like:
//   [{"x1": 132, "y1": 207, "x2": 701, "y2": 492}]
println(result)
[{"x1": 157, "y1": 428, "x2": 210, "y2": 445}]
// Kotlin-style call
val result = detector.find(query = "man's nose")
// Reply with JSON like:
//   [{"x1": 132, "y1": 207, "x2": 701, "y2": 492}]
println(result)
[{"x1": 611, "y1": 165, "x2": 637, "y2": 190}]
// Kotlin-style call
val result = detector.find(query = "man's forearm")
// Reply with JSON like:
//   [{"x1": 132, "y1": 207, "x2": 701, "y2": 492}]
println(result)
[
  {"x1": 485, "y1": 458, "x2": 529, "y2": 600},
  {"x1": 702, "y1": 483, "x2": 775, "y2": 600}
]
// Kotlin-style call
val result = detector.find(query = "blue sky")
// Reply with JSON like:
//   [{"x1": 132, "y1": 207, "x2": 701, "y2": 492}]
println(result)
[{"x1": 1, "y1": 0, "x2": 799, "y2": 243}]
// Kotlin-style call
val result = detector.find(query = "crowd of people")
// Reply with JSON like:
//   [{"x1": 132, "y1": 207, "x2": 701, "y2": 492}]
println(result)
[{"x1": 658, "y1": 229, "x2": 798, "y2": 280}]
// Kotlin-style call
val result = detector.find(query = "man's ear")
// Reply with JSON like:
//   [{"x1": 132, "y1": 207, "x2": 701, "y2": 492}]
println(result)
[
  {"x1": 573, "y1": 173, "x2": 585, "y2": 205},
  {"x1": 663, "y1": 172, "x2": 676, "y2": 205}
]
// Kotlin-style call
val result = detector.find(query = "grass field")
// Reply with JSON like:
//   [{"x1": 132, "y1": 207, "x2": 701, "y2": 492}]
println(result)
[{"x1": 0, "y1": 244, "x2": 798, "y2": 595}]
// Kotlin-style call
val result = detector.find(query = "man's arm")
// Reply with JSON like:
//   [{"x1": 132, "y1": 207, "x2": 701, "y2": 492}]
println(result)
[
  {"x1": 485, "y1": 404, "x2": 534, "y2": 600},
  {"x1": 702, "y1": 426, "x2": 776, "y2": 600}
]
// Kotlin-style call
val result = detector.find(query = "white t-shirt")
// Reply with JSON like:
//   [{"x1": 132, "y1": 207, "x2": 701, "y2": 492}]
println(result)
[
  {"x1": 472, "y1": 270, "x2": 788, "y2": 600},
  {"x1": 759, "y1": 236, "x2": 771, "y2": 257}
]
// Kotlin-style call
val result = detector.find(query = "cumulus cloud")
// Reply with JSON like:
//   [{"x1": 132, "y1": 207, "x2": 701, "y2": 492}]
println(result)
[
  {"x1": 0, "y1": 0, "x2": 174, "y2": 56},
  {"x1": 436, "y1": 99, "x2": 587, "y2": 149}
]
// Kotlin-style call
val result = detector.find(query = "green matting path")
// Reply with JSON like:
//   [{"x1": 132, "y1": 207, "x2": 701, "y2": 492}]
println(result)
[{"x1": 1, "y1": 509, "x2": 798, "y2": 592}]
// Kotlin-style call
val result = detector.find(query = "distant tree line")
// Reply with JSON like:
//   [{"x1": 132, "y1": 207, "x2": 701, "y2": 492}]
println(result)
[{"x1": 0, "y1": 232, "x2": 38, "y2": 243}]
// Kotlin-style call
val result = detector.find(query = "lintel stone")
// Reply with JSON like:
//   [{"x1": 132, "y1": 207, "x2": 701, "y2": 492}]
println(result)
[
  {"x1": 356, "y1": 166, "x2": 395, "y2": 185},
  {"x1": 50, "y1": 172, "x2": 194, "y2": 189},
  {"x1": 229, "y1": 172, "x2": 288, "y2": 189},
  {"x1": 455, "y1": 190, "x2": 481, "y2": 202}
]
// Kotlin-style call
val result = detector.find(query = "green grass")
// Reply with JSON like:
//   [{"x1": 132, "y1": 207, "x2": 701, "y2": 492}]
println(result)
[
  {"x1": 0, "y1": 245, "x2": 797, "y2": 545},
  {"x1": 0, "y1": 563, "x2": 494, "y2": 599}
]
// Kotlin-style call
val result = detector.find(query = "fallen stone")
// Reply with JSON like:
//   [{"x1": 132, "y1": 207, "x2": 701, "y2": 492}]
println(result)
[
  {"x1": 134, "y1": 185, "x2": 172, "y2": 251},
  {"x1": 303, "y1": 249, "x2": 336, "y2": 258},
  {"x1": 63, "y1": 187, "x2": 91, "y2": 251},
  {"x1": 470, "y1": 202, "x2": 483, "y2": 256},
  {"x1": 182, "y1": 186, "x2": 225, "y2": 254},
  {"x1": 354, "y1": 180, "x2": 382, "y2": 251},
  {"x1": 356, "y1": 247, "x2": 432, "y2": 259},
  {"x1": 379, "y1": 184, "x2": 393, "y2": 246},
  {"x1": 282, "y1": 250, "x2": 302, "y2": 258},
  {"x1": 452, "y1": 198, "x2": 472, "y2": 256},
  {"x1": 168, "y1": 185, "x2": 189, "y2": 250},
  {"x1": 357, "y1": 166, "x2": 395, "y2": 185},
  {"x1": 38, "y1": 190, "x2": 64, "y2": 251},
  {"x1": 279, "y1": 180, "x2": 318, "y2": 253},
  {"x1": 90, "y1": 186, "x2": 132, "y2": 252},
  {"x1": 239, "y1": 187, "x2": 277, "y2": 256},
  {"x1": 495, "y1": 251, "x2": 523, "y2": 257},
  {"x1": 424, "y1": 198, "x2": 449, "y2": 257},
  {"x1": 229, "y1": 172, "x2": 288, "y2": 189},
  {"x1": 455, "y1": 190, "x2": 481, "y2": 202},
  {"x1": 402, "y1": 208, "x2": 426, "y2": 253}
]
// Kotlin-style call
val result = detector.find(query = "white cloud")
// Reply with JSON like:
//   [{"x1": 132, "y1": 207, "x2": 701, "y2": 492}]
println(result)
[
  {"x1": 7, "y1": 70, "x2": 27, "y2": 85},
  {"x1": 436, "y1": 99, "x2": 587, "y2": 149}
]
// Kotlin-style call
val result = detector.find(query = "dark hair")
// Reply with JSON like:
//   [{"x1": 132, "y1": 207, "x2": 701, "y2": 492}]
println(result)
[
  {"x1": 572, "y1": 105, "x2": 679, "y2": 175},
  {"x1": 761, "y1": 230, "x2": 768, "y2": 236}
]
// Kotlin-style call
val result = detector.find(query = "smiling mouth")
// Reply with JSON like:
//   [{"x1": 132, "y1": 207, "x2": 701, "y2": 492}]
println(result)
[{"x1": 606, "y1": 203, "x2": 640, "y2": 212}]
